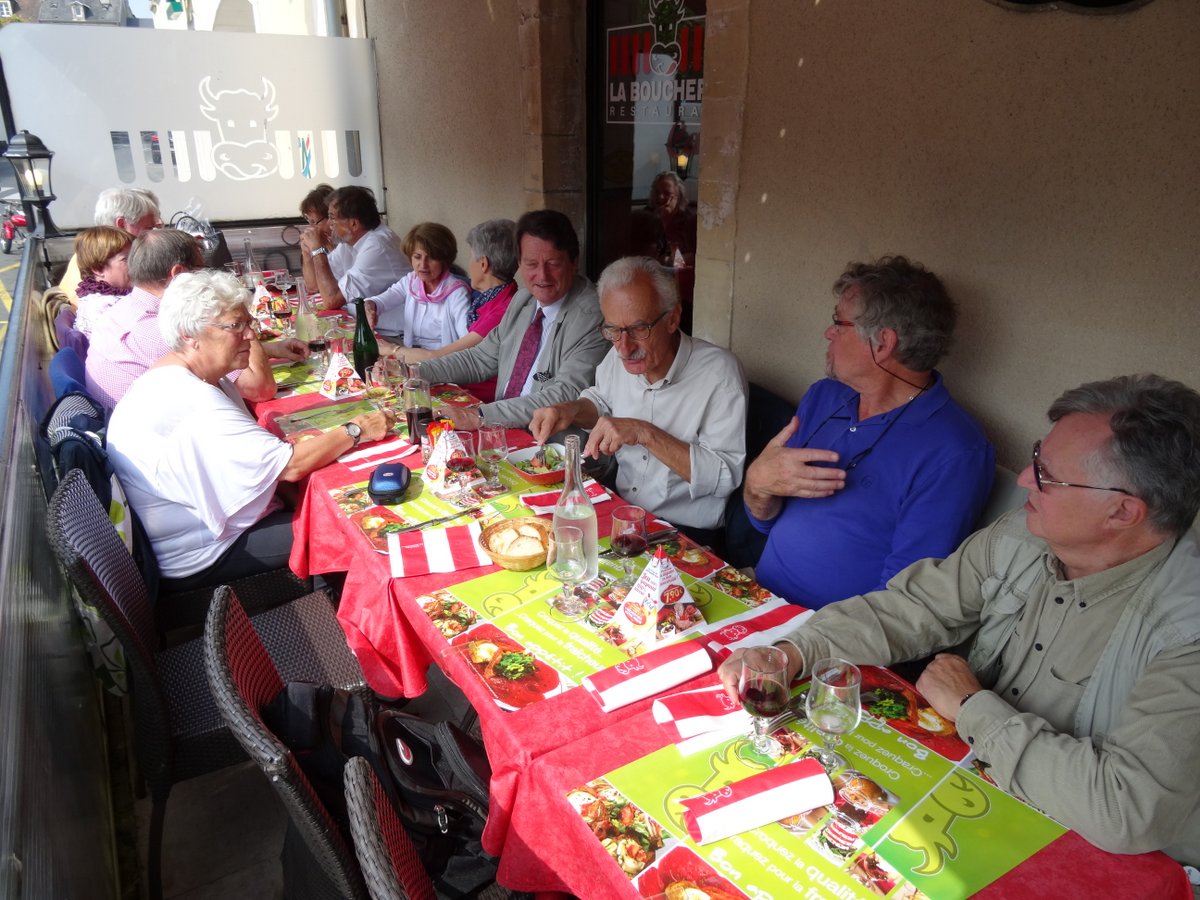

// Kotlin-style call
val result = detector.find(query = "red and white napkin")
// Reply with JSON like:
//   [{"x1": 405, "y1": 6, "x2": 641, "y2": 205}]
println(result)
[
  {"x1": 703, "y1": 601, "x2": 812, "y2": 659},
  {"x1": 679, "y1": 758, "x2": 833, "y2": 845},
  {"x1": 582, "y1": 639, "x2": 712, "y2": 712},
  {"x1": 386, "y1": 521, "x2": 492, "y2": 578},
  {"x1": 653, "y1": 685, "x2": 751, "y2": 741},
  {"x1": 520, "y1": 479, "x2": 610, "y2": 513}
]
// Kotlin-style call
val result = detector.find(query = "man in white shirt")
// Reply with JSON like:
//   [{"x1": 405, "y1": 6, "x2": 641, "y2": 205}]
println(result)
[
  {"x1": 299, "y1": 185, "x2": 410, "y2": 311},
  {"x1": 530, "y1": 256, "x2": 747, "y2": 542}
]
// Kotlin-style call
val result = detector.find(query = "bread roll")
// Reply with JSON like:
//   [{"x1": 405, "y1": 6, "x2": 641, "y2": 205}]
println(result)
[{"x1": 509, "y1": 536, "x2": 544, "y2": 556}]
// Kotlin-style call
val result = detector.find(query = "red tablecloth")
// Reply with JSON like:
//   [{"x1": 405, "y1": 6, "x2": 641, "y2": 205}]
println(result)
[{"x1": 500, "y1": 705, "x2": 1193, "y2": 900}]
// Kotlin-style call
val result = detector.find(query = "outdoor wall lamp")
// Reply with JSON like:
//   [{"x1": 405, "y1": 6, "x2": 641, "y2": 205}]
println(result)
[
  {"x1": 3, "y1": 130, "x2": 59, "y2": 237},
  {"x1": 666, "y1": 122, "x2": 696, "y2": 180}
]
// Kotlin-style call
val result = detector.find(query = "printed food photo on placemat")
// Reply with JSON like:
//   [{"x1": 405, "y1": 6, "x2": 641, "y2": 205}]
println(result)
[
  {"x1": 447, "y1": 623, "x2": 562, "y2": 709},
  {"x1": 636, "y1": 844, "x2": 748, "y2": 899},
  {"x1": 349, "y1": 506, "x2": 409, "y2": 553},
  {"x1": 657, "y1": 534, "x2": 724, "y2": 579},
  {"x1": 418, "y1": 588, "x2": 478, "y2": 638},
  {"x1": 566, "y1": 778, "x2": 666, "y2": 880},
  {"x1": 708, "y1": 566, "x2": 776, "y2": 607},
  {"x1": 859, "y1": 666, "x2": 970, "y2": 762}
]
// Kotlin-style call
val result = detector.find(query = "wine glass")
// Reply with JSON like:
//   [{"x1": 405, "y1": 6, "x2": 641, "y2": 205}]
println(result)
[
  {"x1": 804, "y1": 657, "x2": 862, "y2": 772},
  {"x1": 609, "y1": 505, "x2": 647, "y2": 587},
  {"x1": 476, "y1": 424, "x2": 508, "y2": 493},
  {"x1": 738, "y1": 647, "x2": 790, "y2": 760},
  {"x1": 364, "y1": 363, "x2": 391, "y2": 410},
  {"x1": 547, "y1": 525, "x2": 588, "y2": 621},
  {"x1": 445, "y1": 431, "x2": 476, "y2": 504}
]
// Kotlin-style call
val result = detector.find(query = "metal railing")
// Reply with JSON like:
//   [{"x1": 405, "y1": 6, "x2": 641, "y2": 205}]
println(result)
[{"x1": 0, "y1": 237, "x2": 117, "y2": 899}]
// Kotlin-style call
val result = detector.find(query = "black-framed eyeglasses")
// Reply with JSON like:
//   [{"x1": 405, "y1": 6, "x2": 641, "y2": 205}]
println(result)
[
  {"x1": 305, "y1": 215, "x2": 326, "y2": 226},
  {"x1": 1031, "y1": 440, "x2": 1133, "y2": 495},
  {"x1": 208, "y1": 318, "x2": 257, "y2": 336},
  {"x1": 599, "y1": 310, "x2": 669, "y2": 343},
  {"x1": 831, "y1": 313, "x2": 856, "y2": 329}
]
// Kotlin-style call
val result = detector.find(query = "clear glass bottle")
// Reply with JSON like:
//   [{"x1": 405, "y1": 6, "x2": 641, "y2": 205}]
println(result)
[
  {"x1": 553, "y1": 434, "x2": 599, "y2": 582},
  {"x1": 293, "y1": 276, "x2": 320, "y2": 348}
]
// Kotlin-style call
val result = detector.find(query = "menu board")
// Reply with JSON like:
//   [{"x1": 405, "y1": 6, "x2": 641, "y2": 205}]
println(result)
[{"x1": 569, "y1": 675, "x2": 1066, "y2": 900}]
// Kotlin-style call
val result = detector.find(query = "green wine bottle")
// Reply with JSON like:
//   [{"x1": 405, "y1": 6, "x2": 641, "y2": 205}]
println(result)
[{"x1": 351, "y1": 297, "x2": 380, "y2": 381}]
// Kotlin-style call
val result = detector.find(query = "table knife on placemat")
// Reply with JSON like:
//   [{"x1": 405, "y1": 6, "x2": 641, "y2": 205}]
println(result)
[{"x1": 393, "y1": 507, "x2": 481, "y2": 534}]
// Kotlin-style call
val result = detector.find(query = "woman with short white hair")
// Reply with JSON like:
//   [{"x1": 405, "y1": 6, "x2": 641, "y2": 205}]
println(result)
[{"x1": 107, "y1": 269, "x2": 394, "y2": 591}]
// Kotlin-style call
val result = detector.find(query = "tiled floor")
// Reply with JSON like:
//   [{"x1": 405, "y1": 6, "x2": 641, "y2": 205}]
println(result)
[{"x1": 130, "y1": 665, "x2": 476, "y2": 899}]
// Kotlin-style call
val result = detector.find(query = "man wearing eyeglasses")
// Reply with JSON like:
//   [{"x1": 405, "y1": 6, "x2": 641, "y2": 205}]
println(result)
[
  {"x1": 529, "y1": 256, "x2": 746, "y2": 543},
  {"x1": 720, "y1": 374, "x2": 1200, "y2": 867},
  {"x1": 419, "y1": 210, "x2": 608, "y2": 430},
  {"x1": 744, "y1": 256, "x2": 994, "y2": 608},
  {"x1": 299, "y1": 185, "x2": 409, "y2": 312},
  {"x1": 85, "y1": 228, "x2": 306, "y2": 409}
]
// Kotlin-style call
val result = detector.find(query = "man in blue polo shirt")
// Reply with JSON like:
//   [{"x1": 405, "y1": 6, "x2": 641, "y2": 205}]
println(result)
[{"x1": 745, "y1": 256, "x2": 994, "y2": 608}]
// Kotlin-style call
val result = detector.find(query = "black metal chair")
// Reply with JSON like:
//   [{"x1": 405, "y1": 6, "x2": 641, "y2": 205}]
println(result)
[
  {"x1": 204, "y1": 585, "x2": 372, "y2": 900},
  {"x1": 343, "y1": 757, "x2": 436, "y2": 900},
  {"x1": 46, "y1": 470, "x2": 361, "y2": 900}
]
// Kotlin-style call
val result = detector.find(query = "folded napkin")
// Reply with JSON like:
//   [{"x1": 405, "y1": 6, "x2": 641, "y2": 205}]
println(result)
[
  {"x1": 653, "y1": 685, "x2": 752, "y2": 742},
  {"x1": 582, "y1": 639, "x2": 713, "y2": 712},
  {"x1": 386, "y1": 521, "x2": 493, "y2": 578},
  {"x1": 339, "y1": 437, "x2": 414, "y2": 465},
  {"x1": 704, "y1": 601, "x2": 812, "y2": 659},
  {"x1": 680, "y1": 758, "x2": 833, "y2": 845},
  {"x1": 520, "y1": 479, "x2": 611, "y2": 513}
]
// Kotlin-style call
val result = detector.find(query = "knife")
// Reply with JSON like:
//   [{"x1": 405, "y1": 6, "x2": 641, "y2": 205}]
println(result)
[{"x1": 392, "y1": 506, "x2": 481, "y2": 534}]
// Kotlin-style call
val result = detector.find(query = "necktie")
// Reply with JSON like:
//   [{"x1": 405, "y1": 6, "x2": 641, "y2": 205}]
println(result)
[{"x1": 502, "y1": 307, "x2": 544, "y2": 400}]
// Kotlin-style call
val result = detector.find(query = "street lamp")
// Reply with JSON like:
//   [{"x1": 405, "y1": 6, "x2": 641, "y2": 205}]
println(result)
[{"x1": 3, "y1": 130, "x2": 59, "y2": 237}]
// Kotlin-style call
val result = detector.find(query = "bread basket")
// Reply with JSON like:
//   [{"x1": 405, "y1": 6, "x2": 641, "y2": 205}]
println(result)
[{"x1": 479, "y1": 517, "x2": 552, "y2": 571}]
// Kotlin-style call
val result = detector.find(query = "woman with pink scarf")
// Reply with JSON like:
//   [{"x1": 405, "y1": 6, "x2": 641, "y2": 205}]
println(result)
[{"x1": 364, "y1": 221, "x2": 470, "y2": 345}]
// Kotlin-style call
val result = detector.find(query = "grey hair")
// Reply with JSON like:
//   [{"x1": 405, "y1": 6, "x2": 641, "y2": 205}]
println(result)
[
  {"x1": 597, "y1": 256, "x2": 679, "y2": 314},
  {"x1": 1048, "y1": 374, "x2": 1200, "y2": 537},
  {"x1": 128, "y1": 228, "x2": 203, "y2": 287},
  {"x1": 465, "y1": 219, "x2": 518, "y2": 282},
  {"x1": 158, "y1": 270, "x2": 251, "y2": 352},
  {"x1": 649, "y1": 171, "x2": 689, "y2": 213},
  {"x1": 94, "y1": 188, "x2": 160, "y2": 227},
  {"x1": 833, "y1": 255, "x2": 956, "y2": 372}
]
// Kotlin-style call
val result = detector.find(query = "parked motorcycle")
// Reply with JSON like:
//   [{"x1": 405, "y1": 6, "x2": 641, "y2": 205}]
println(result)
[{"x1": 1, "y1": 201, "x2": 28, "y2": 255}]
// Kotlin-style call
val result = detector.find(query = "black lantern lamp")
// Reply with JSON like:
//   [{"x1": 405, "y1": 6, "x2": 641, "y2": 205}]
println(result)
[
  {"x1": 4, "y1": 130, "x2": 59, "y2": 237},
  {"x1": 665, "y1": 121, "x2": 697, "y2": 180}
]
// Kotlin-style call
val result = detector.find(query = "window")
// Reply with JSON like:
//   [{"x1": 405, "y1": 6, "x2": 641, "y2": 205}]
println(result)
[
  {"x1": 70, "y1": 1, "x2": 87, "y2": 21},
  {"x1": 0, "y1": 2, "x2": 13, "y2": 18}
]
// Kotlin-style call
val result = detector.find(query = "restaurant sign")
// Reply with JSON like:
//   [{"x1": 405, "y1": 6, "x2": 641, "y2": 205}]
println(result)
[{"x1": 607, "y1": 0, "x2": 704, "y2": 125}]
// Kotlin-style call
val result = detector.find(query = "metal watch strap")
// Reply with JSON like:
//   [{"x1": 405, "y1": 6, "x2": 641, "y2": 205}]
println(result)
[{"x1": 310, "y1": 247, "x2": 328, "y2": 259}]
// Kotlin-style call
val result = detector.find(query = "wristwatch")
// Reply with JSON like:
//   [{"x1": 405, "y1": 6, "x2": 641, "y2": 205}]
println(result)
[
  {"x1": 310, "y1": 247, "x2": 328, "y2": 259},
  {"x1": 342, "y1": 421, "x2": 363, "y2": 447}
]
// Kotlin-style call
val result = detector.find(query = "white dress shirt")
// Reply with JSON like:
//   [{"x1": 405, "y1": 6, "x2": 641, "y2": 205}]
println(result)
[{"x1": 328, "y1": 224, "x2": 411, "y2": 301}]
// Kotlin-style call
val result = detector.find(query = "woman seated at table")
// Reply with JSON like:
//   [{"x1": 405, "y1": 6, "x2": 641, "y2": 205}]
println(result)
[
  {"x1": 73, "y1": 226, "x2": 134, "y2": 336},
  {"x1": 106, "y1": 269, "x2": 394, "y2": 592},
  {"x1": 365, "y1": 221, "x2": 471, "y2": 345},
  {"x1": 379, "y1": 218, "x2": 518, "y2": 402}
]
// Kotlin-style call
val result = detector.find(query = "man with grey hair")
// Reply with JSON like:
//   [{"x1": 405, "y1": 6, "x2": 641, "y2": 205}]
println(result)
[
  {"x1": 745, "y1": 255, "x2": 994, "y2": 607},
  {"x1": 85, "y1": 228, "x2": 304, "y2": 408},
  {"x1": 719, "y1": 373, "x2": 1200, "y2": 867},
  {"x1": 530, "y1": 255, "x2": 746, "y2": 541},
  {"x1": 57, "y1": 187, "x2": 162, "y2": 299}
]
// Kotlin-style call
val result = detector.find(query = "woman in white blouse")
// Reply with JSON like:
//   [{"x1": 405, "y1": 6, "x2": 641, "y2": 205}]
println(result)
[{"x1": 364, "y1": 221, "x2": 471, "y2": 345}]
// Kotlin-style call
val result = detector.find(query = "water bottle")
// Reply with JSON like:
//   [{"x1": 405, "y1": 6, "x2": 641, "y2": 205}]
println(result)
[
  {"x1": 293, "y1": 277, "x2": 319, "y2": 347},
  {"x1": 351, "y1": 297, "x2": 380, "y2": 381},
  {"x1": 553, "y1": 434, "x2": 599, "y2": 581}
]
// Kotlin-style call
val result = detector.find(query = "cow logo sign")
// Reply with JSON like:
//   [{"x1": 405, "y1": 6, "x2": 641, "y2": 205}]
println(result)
[{"x1": 198, "y1": 76, "x2": 279, "y2": 181}]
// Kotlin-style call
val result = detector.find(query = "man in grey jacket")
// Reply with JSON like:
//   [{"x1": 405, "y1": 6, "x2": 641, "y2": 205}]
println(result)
[
  {"x1": 419, "y1": 210, "x2": 608, "y2": 429},
  {"x1": 719, "y1": 374, "x2": 1200, "y2": 867}
]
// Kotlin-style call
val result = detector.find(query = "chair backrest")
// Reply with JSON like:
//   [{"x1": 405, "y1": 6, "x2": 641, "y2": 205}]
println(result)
[
  {"x1": 344, "y1": 757, "x2": 435, "y2": 900},
  {"x1": 40, "y1": 286, "x2": 73, "y2": 352},
  {"x1": 204, "y1": 586, "x2": 369, "y2": 900},
  {"x1": 46, "y1": 469, "x2": 173, "y2": 789}
]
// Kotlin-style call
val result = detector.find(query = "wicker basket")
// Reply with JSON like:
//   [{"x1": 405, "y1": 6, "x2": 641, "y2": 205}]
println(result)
[{"x1": 479, "y1": 518, "x2": 551, "y2": 571}]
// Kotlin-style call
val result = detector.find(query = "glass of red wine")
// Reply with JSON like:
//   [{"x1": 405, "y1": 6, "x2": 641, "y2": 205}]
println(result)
[
  {"x1": 446, "y1": 432, "x2": 477, "y2": 504},
  {"x1": 738, "y1": 646, "x2": 790, "y2": 760},
  {"x1": 609, "y1": 505, "x2": 647, "y2": 587}
]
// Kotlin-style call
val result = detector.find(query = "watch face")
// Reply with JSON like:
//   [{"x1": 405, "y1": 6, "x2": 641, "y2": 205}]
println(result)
[{"x1": 345, "y1": 422, "x2": 362, "y2": 439}]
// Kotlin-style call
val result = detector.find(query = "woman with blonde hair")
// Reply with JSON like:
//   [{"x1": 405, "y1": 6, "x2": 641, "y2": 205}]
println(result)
[{"x1": 73, "y1": 225, "x2": 134, "y2": 336}]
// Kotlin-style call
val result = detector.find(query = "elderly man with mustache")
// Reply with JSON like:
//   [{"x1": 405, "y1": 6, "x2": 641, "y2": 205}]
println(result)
[{"x1": 530, "y1": 256, "x2": 747, "y2": 546}]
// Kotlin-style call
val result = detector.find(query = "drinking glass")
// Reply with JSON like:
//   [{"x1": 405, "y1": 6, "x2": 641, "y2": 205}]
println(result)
[
  {"x1": 476, "y1": 424, "x2": 508, "y2": 493},
  {"x1": 364, "y1": 363, "x2": 391, "y2": 410},
  {"x1": 446, "y1": 431, "x2": 476, "y2": 503},
  {"x1": 738, "y1": 647, "x2": 790, "y2": 760},
  {"x1": 609, "y1": 505, "x2": 648, "y2": 587},
  {"x1": 547, "y1": 525, "x2": 588, "y2": 621},
  {"x1": 804, "y1": 657, "x2": 862, "y2": 771}
]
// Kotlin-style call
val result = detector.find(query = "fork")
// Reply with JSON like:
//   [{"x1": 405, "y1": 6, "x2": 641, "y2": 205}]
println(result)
[{"x1": 763, "y1": 691, "x2": 808, "y2": 733}]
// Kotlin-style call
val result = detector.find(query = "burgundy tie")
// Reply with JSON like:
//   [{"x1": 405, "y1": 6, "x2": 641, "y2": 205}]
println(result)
[{"x1": 502, "y1": 307, "x2": 544, "y2": 400}]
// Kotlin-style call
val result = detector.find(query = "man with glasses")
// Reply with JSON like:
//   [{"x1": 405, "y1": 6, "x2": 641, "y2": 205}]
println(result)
[
  {"x1": 720, "y1": 374, "x2": 1200, "y2": 867},
  {"x1": 744, "y1": 256, "x2": 994, "y2": 608},
  {"x1": 419, "y1": 210, "x2": 608, "y2": 429},
  {"x1": 56, "y1": 187, "x2": 163, "y2": 300},
  {"x1": 530, "y1": 256, "x2": 746, "y2": 542},
  {"x1": 299, "y1": 185, "x2": 409, "y2": 312},
  {"x1": 85, "y1": 228, "x2": 305, "y2": 408}
]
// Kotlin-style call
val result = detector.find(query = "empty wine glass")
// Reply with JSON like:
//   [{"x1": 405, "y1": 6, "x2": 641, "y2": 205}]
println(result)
[
  {"x1": 547, "y1": 525, "x2": 588, "y2": 621},
  {"x1": 738, "y1": 647, "x2": 790, "y2": 760},
  {"x1": 447, "y1": 431, "x2": 476, "y2": 503},
  {"x1": 609, "y1": 506, "x2": 647, "y2": 587},
  {"x1": 476, "y1": 424, "x2": 508, "y2": 493},
  {"x1": 805, "y1": 657, "x2": 862, "y2": 772}
]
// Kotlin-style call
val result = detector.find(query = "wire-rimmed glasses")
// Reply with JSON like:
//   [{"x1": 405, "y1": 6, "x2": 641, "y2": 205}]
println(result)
[{"x1": 1032, "y1": 440, "x2": 1133, "y2": 495}]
